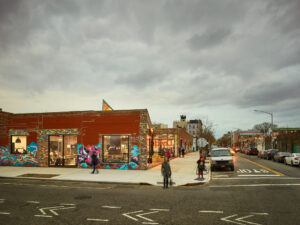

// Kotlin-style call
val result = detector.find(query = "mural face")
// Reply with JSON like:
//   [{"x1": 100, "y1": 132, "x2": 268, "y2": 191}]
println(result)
[{"x1": 0, "y1": 142, "x2": 40, "y2": 167}]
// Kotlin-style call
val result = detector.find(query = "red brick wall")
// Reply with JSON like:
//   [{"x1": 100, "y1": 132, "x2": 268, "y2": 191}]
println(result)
[{"x1": 1, "y1": 110, "x2": 141, "y2": 147}]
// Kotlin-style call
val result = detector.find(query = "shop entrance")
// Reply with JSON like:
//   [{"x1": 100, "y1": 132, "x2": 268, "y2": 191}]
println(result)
[{"x1": 48, "y1": 135, "x2": 77, "y2": 167}]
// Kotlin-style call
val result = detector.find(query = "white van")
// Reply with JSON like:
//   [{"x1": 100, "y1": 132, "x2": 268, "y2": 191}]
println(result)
[{"x1": 210, "y1": 148, "x2": 234, "y2": 171}]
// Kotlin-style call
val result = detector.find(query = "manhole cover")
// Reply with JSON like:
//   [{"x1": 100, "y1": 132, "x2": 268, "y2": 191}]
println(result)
[{"x1": 17, "y1": 173, "x2": 59, "y2": 178}]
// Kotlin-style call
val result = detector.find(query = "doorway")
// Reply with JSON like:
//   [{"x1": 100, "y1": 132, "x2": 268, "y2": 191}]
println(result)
[{"x1": 48, "y1": 135, "x2": 77, "y2": 167}]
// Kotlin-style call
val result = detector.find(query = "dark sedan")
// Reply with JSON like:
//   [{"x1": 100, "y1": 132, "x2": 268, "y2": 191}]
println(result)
[
  {"x1": 248, "y1": 148, "x2": 258, "y2": 155},
  {"x1": 273, "y1": 152, "x2": 291, "y2": 163}
]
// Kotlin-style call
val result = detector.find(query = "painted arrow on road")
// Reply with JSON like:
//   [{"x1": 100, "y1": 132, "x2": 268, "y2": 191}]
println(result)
[
  {"x1": 221, "y1": 214, "x2": 266, "y2": 225},
  {"x1": 123, "y1": 209, "x2": 168, "y2": 224},
  {"x1": 35, "y1": 205, "x2": 76, "y2": 218}
]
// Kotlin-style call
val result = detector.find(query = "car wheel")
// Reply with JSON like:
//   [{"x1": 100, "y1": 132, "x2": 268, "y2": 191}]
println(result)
[
  {"x1": 284, "y1": 159, "x2": 287, "y2": 165},
  {"x1": 231, "y1": 166, "x2": 234, "y2": 171},
  {"x1": 291, "y1": 161, "x2": 294, "y2": 166}
]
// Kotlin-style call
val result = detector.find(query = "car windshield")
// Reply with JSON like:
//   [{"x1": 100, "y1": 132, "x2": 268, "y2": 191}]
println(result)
[{"x1": 212, "y1": 150, "x2": 231, "y2": 157}]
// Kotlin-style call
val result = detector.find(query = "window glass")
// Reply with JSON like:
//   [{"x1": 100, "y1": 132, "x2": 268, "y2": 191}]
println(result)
[
  {"x1": 49, "y1": 135, "x2": 63, "y2": 166},
  {"x1": 103, "y1": 135, "x2": 129, "y2": 163},
  {"x1": 64, "y1": 135, "x2": 77, "y2": 166},
  {"x1": 11, "y1": 136, "x2": 27, "y2": 154}
]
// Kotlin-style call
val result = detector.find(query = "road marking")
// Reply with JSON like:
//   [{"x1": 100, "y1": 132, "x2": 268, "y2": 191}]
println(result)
[
  {"x1": 240, "y1": 157, "x2": 284, "y2": 175},
  {"x1": 49, "y1": 206, "x2": 76, "y2": 215},
  {"x1": 0, "y1": 212, "x2": 10, "y2": 215},
  {"x1": 60, "y1": 203, "x2": 76, "y2": 206},
  {"x1": 142, "y1": 223, "x2": 159, "y2": 224},
  {"x1": 221, "y1": 214, "x2": 244, "y2": 225},
  {"x1": 137, "y1": 211, "x2": 159, "y2": 222},
  {"x1": 213, "y1": 175, "x2": 229, "y2": 178},
  {"x1": 213, "y1": 177, "x2": 300, "y2": 180},
  {"x1": 199, "y1": 210, "x2": 223, "y2": 213},
  {"x1": 251, "y1": 212, "x2": 269, "y2": 215},
  {"x1": 34, "y1": 215, "x2": 53, "y2": 218},
  {"x1": 238, "y1": 175, "x2": 280, "y2": 177},
  {"x1": 102, "y1": 206, "x2": 121, "y2": 209},
  {"x1": 87, "y1": 218, "x2": 109, "y2": 222},
  {"x1": 236, "y1": 215, "x2": 261, "y2": 225},
  {"x1": 123, "y1": 210, "x2": 143, "y2": 221},
  {"x1": 210, "y1": 183, "x2": 300, "y2": 188},
  {"x1": 27, "y1": 201, "x2": 40, "y2": 204},
  {"x1": 150, "y1": 209, "x2": 169, "y2": 211}
]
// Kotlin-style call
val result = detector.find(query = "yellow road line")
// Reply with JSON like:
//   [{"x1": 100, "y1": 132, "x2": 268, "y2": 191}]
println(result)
[{"x1": 240, "y1": 156, "x2": 284, "y2": 176}]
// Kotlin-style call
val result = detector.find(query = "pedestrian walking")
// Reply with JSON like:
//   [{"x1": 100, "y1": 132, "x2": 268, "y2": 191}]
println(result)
[
  {"x1": 161, "y1": 157, "x2": 172, "y2": 189},
  {"x1": 182, "y1": 146, "x2": 185, "y2": 158},
  {"x1": 91, "y1": 151, "x2": 99, "y2": 174},
  {"x1": 197, "y1": 152, "x2": 205, "y2": 179},
  {"x1": 167, "y1": 149, "x2": 171, "y2": 161},
  {"x1": 178, "y1": 147, "x2": 182, "y2": 158}
]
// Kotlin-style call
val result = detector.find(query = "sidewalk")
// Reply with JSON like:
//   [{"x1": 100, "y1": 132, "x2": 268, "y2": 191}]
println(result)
[{"x1": 0, "y1": 151, "x2": 210, "y2": 187}]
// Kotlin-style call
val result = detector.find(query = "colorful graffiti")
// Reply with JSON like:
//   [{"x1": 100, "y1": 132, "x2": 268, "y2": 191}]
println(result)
[
  {"x1": 0, "y1": 142, "x2": 40, "y2": 167},
  {"x1": 131, "y1": 145, "x2": 140, "y2": 164},
  {"x1": 37, "y1": 129, "x2": 79, "y2": 135},
  {"x1": 77, "y1": 144, "x2": 141, "y2": 170},
  {"x1": 77, "y1": 144, "x2": 101, "y2": 168}
]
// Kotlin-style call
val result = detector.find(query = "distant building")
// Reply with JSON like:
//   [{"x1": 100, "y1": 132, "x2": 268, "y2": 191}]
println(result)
[
  {"x1": 152, "y1": 123, "x2": 168, "y2": 129},
  {"x1": 173, "y1": 115, "x2": 188, "y2": 130},
  {"x1": 187, "y1": 119, "x2": 202, "y2": 150}
]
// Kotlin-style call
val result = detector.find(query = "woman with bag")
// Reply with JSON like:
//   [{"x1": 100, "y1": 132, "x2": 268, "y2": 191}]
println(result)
[{"x1": 197, "y1": 152, "x2": 205, "y2": 179}]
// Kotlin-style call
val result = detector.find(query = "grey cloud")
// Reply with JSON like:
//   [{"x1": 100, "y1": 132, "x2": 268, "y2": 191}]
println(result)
[
  {"x1": 116, "y1": 68, "x2": 168, "y2": 89},
  {"x1": 187, "y1": 28, "x2": 231, "y2": 50},
  {"x1": 237, "y1": 78, "x2": 300, "y2": 108}
]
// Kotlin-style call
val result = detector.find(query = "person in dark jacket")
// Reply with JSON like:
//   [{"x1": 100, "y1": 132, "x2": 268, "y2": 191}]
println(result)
[
  {"x1": 197, "y1": 152, "x2": 205, "y2": 179},
  {"x1": 91, "y1": 151, "x2": 99, "y2": 174},
  {"x1": 161, "y1": 157, "x2": 172, "y2": 188}
]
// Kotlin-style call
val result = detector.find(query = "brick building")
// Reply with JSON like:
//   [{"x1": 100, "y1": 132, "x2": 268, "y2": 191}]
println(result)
[{"x1": 0, "y1": 108, "x2": 153, "y2": 170}]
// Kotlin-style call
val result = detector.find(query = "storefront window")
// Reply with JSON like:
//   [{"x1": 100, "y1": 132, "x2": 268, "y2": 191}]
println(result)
[
  {"x1": 11, "y1": 136, "x2": 27, "y2": 154},
  {"x1": 103, "y1": 135, "x2": 129, "y2": 163},
  {"x1": 49, "y1": 135, "x2": 77, "y2": 167}
]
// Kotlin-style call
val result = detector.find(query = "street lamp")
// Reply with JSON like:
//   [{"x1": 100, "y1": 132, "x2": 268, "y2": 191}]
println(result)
[{"x1": 254, "y1": 109, "x2": 274, "y2": 148}]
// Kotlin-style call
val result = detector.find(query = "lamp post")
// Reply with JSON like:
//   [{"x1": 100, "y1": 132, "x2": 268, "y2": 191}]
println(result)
[{"x1": 254, "y1": 109, "x2": 274, "y2": 148}]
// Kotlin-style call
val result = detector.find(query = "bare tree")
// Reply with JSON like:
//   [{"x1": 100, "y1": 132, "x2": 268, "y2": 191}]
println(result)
[{"x1": 253, "y1": 122, "x2": 278, "y2": 133}]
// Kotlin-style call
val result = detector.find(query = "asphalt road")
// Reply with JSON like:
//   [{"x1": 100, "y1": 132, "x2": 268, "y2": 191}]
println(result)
[{"x1": 0, "y1": 153, "x2": 300, "y2": 225}]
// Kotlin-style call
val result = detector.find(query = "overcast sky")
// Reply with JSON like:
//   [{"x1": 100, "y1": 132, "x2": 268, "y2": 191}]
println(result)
[{"x1": 1, "y1": 0, "x2": 300, "y2": 138}]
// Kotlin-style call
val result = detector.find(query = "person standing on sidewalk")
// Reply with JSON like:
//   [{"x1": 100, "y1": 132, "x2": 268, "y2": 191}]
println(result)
[
  {"x1": 178, "y1": 146, "x2": 182, "y2": 158},
  {"x1": 161, "y1": 157, "x2": 172, "y2": 188},
  {"x1": 197, "y1": 152, "x2": 205, "y2": 179},
  {"x1": 182, "y1": 145, "x2": 185, "y2": 158},
  {"x1": 91, "y1": 151, "x2": 99, "y2": 174}
]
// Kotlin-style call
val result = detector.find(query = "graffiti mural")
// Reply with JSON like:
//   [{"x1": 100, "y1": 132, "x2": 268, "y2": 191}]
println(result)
[
  {"x1": 77, "y1": 144, "x2": 141, "y2": 170},
  {"x1": 77, "y1": 144, "x2": 101, "y2": 168},
  {"x1": 0, "y1": 142, "x2": 40, "y2": 167}
]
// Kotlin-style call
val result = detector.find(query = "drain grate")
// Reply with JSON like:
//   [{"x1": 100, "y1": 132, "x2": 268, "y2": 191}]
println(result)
[{"x1": 17, "y1": 173, "x2": 59, "y2": 178}]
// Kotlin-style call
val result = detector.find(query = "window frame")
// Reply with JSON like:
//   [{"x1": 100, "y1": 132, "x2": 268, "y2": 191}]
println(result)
[
  {"x1": 102, "y1": 135, "x2": 130, "y2": 163},
  {"x1": 11, "y1": 135, "x2": 28, "y2": 154}
]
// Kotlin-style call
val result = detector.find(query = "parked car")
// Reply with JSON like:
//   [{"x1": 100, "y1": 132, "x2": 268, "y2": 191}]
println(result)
[
  {"x1": 210, "y1": 148, "x2": 234, "y2": 171},
  {"x1": 273, "y1": 152, "x2": 291, "y2": 163},
  {"x1": 284, "y1": 153, "x2": 300, "y2": 166},
  {"x1": 262, "y1": 150, "x2": 271, "y2": 159},
  {"x1": 244, "y1": 148, "x2": 251, "y2": 155},
  {"x1": 258, "y1": 150, "x2": 265, "y2": 158},
  {"x1": 235, "y1": 147, "x2": 241, "y2": 153},
  {"x1": 269, "y1": 149, "x2": 279, "y2": 160},
  {"x1": 249, "y1": 148, "x2": 258, "y2": 155}
]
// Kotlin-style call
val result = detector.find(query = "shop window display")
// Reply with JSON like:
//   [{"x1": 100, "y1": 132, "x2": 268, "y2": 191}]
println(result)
[
  {"x1": 103, "y1": 135, "x2": 129, "y2": 163},
  {"x1": 11, "y1": 136, "x2": 27, "y2": 154}
]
